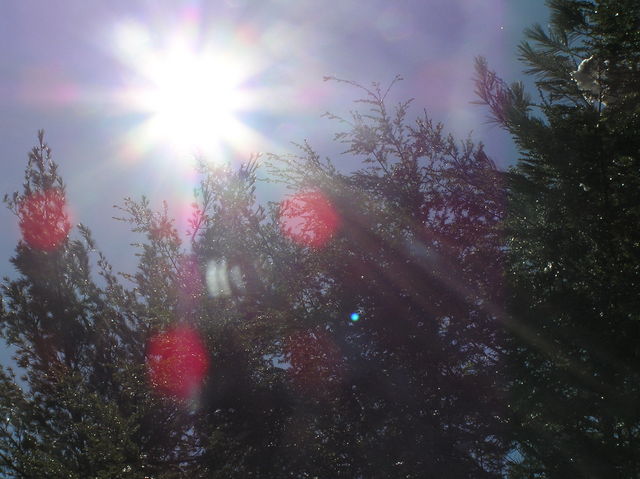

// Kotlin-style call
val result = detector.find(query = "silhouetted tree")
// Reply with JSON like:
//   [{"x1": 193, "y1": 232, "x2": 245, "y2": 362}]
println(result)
[
  {"x1": 90, "y1": 77, "x2": 510, "y2": 477},
  {"x1": 0, "y1": 132, "x2": 198, "y2": 478},
  {"x1": 255, "y1": 77, "x2": 508, "y2": 477},
  {"x1": 475, "y1": 1, "x2": 640, "y2": 477},
  {"x1": 1, "y1": 76, "x2": 508, "y2": 477}
]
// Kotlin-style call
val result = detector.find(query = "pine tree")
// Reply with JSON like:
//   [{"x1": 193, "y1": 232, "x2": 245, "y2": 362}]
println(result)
[
  {"x1": 256, "y1": 77, "x2": 508, "y2": 477},
  {"x1": 475, "y1": 1, "x2": 640, "y2": 477},
  {"x1": 2, "y1": 76, "x2": 509, "y2": 476},
  {"x1": 0, "y1": 132, "x2": 198, "y2": 478},
  {"x1": 116, "y1": 78, "x2": 510, "y2": 476}
]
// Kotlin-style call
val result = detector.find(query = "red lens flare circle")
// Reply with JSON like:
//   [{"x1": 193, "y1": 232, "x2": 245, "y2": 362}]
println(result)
[
  {"x1": 279, "y1": 190, "x2": 340, "y2": 248},
  {"x1": 18, "y1": 189, "x2": 71, "y2": 251},
  {"x1": 147, "y1": 325, "x2": 209, "y2": 399}
]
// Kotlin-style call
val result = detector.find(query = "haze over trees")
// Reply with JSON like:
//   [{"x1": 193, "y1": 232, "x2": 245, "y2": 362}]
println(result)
[
  {"x1": 0, "y1": 74, "x2": 507, "y2": 477},
  {"x1": 0, "y1": 1, "x2": 638, "y2": 478}
]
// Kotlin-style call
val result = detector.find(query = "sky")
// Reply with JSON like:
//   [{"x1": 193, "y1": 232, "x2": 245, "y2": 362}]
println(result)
[{"x1": 0, "y1": 0, "x2": 549, "y2": 364}]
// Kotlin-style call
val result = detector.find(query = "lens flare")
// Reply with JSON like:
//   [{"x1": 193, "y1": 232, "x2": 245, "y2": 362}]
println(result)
[
  {"x1": 279, "y1": 190, "x2": 340, "y2": 249},
  {"x1": 147, "y1": 325, "x2": 209, "y2": 400},
  {"x1": 206, "y1": 259, "x2": 245, "y2": 297},
  {"x1": 350, "y1": 312, "x2": 360, "y2": 322},
  {"x1": 112, "y1": 18, "x2": 264, "y2": 162},
  {"x1": 134, "y1": 45, "x2": 247, "y2": 154},
  {"x1": 18, "y1": 189, "x2": 71, "y2": 251}
]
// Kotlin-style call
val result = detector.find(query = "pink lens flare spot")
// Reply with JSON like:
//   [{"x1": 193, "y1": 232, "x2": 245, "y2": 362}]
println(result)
[
  {"x1": 147, "y1": 325, "x2": 209, "y2": 399},
  {"x1": 285, "y1": 328, "x2": 344, "y2": 395},
  {"x1": 18, "y1": 188, "x2": 71, "y2": 251},
  {"x1": 279, "y1": 190, "x2": 340, "y2": 248}
]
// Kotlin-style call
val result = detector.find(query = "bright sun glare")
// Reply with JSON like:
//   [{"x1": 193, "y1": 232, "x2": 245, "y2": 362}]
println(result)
[
  {"x1": 142, "y1": 47, "x2": 245, "y2": 149},
  {"x1": 114, "y1": 21, "x2": 257, "y2": 161}
]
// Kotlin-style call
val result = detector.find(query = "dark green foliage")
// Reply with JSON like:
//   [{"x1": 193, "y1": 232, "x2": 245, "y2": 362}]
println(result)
[
  {"x1": 0, "y1": 132, "x2": 197, "y2": 478},
  {"x1": 1, "y1": 80, "x2": 507, "y2": 475},
  {"x1": 475, "y1": 1, "x2": 640, "y2": 477},
  {"x1": 250, "y1": 77, "x2": 507, "y2": 477}
]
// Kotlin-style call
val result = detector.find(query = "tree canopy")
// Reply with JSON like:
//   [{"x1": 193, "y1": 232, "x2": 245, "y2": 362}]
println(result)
[
  {"x1": 1, "y1": 75, "x2": 507, "y2": 477},
  {"x1": 475, "y1": 0, "x2": 640, "y2": 477},
  {"x1": 1, "y1": 1, "x2": 638, "y2": 477}
]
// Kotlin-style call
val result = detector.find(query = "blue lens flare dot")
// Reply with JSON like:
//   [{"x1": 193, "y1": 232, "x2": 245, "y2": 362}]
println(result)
[{"x1": 350, "y1": 312, "x2": 360, "y2": 322}]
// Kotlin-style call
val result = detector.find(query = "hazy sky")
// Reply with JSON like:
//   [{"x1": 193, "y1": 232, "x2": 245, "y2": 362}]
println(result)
[{"x1": 0, "y1": 0, "x2": 549, "y2": 302}]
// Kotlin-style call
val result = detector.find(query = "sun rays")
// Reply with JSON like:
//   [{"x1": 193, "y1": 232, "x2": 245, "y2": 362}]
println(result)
[{"x1": 112, "y1": 18, "x2": 262, "y2": 164}]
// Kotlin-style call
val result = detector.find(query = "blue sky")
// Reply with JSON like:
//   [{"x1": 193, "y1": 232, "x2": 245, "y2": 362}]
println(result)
[{"x1": 0, "y1": 0, "x2": 549, "y2": 364}]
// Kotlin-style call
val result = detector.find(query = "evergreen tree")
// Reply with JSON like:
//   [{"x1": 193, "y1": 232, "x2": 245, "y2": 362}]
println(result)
[
  {"x1": 196, "y1": 77, "x2": 506, "y2": 477},
  {"x1": 0, "y1": 132, "x2": 198, "y2": 478},
  {"x1": 1, "y1": 78, "x2": 508, "y2": 476},
  {"x1": 475, "y1": 1, "x2": 640, "y2": 477},
  {"x1": 120, "y1": 83, "x2": 510, "y2": 477}
]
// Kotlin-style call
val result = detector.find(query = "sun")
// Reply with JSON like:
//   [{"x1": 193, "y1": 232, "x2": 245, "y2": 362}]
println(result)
[
  {"x1": 138, "y1": 43, "x2": 248, "y2": 154},
  {"x1": 113, "y1": 21, "x2": 258, "y2": 161}
]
